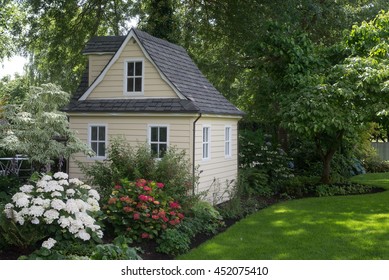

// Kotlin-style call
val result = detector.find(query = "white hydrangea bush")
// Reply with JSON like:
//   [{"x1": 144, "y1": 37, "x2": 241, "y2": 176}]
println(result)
[{"x1": 4, "y1": 172, "x2": 103, "y2": 244}]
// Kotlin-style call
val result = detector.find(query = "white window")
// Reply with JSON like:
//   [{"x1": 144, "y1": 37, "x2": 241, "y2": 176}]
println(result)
[
  {"x1": 89, "y1": 125, "x2": 107, "y2": 158},
  {"x1": 125, "y1": 59, "x2": 143, "y2": 95},
  {"x1": 225, "y1": 126, "x2": 232, "y2": 157},
  {"x1": 202, "y1": 126, "x2": 211, "y2": 160},
  {"x1": 149, "y1": 125, "x2": 168, "y2": 158}
]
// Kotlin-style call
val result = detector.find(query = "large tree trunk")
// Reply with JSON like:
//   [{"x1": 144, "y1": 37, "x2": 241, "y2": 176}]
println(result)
[{"x1": 320, "y1": 149, "x2": 337, "y2": 184}]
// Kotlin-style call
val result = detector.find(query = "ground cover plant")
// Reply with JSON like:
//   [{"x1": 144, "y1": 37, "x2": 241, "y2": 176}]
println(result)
[{"x1": 178, "y1": 173, "x2": 389, "y2": 260}]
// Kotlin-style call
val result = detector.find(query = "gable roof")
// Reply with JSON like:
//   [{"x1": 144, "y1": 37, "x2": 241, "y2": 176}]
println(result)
[{"x1": 64, "y1": 28, "x2": 244, "y2": 116}]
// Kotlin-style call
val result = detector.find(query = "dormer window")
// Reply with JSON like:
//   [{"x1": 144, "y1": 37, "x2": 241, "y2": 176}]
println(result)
[{"x1": 124, "y1": 59, "x2": 143, "y2": 95}]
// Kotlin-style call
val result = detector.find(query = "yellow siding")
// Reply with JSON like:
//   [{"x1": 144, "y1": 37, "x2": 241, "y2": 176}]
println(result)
[
  {"x1": 86, "y1": 38, "x2": 178, "y2": 99},
  {"x1": 194, "y1": 116, "x2": 239, "y2": 204},
  {"x1": 88, "y1": 54, "x2": 113, "y2": 86},
  {"x1": 68, "y1": 115, "x2": 193, "y2": 179}
]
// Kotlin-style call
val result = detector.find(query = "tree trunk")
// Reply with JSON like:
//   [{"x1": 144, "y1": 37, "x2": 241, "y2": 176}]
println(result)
[{"x1": 321, "y1": 150, "x2": 336, "y2": 184}]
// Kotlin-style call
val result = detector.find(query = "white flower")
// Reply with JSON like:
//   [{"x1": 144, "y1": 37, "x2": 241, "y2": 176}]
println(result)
[
  {"x1": 14, "y1": 211, "x2": 25, "y2": 225},
  {"x1": 65, "y1": 199, "x2": 79, "y2": 214},
  {"x1": 88, "y1": 189, "x2": 100, "y2": 201},
  {"x1": 69, "y1": 178, "x2": 83, "y2": 186},
  {"x1": 50, "y1": 191, "x2": 62, "y2": 197},
  {"x1": 66, "y1": 189, "x2": 76, "y2": 197},
  {"x1": 4, "y1": 208, "x2": 13, "y2": 219},
  {"x1": 76, "y1": 229, "x2": 90, "y2": 241},
  {"x1": 75, "y1": 212, "x2": 95, "y2": 228},
  {"x1": 41, "y1": 238, "x2": 57, "y2": 250},
  {"x1": 19, "y1": 185, "x2": 34, "y2": 193},
  {"x1": 32, "y1": 197, "x2": 45, "y2": 205},
  {"x1": 12, "y1": 192, "x2": 30, "y2": 208},
  {"x1": 75, "y1": 199, "x2": 88, "y2": 212},
  {"x1": 42, "y1": 199, "x2": 51, "y2": 208},
  {"x1": 58, "y1": 216, "x2": 71, "y2": 228},
  {"x1": 80, "y1": 184, "x2": 91, "y2": 190},
  {"x1": 58, "y1": 179, "x2": 69, "y2": 186},
  {"x1": 53, "y1": 172, "x2": 68, "y2": 180},
  {"x1": 31, "y1": 218, "x2": 40, "y2": 224},
  {"x1": 4, "y1": 203, "x2": 13, "y2": 209},
  {"x1": 44, "y1": 180, "x2": 64, "y2": 192},
  {"x1": 43, "y1": 209, "x2": 59, "y2": 224},
  {"x1": 96, "y1": 230, "x2": 104, "y2": 239},
  {"x1": 51, "y1": 199, "x2": 66, "y2": 211},
  {"x1": 36, "y1": 188, "x2": 44, "y2": 193},
  {"x1": 68, "y1": 218, "x2": 84, "y2": 234},
  {"x1": 41, "y1": 175, "x2": 52, "y2": 181},
  {"x1": 29, "y1": 205, "x2": 45, "y2": 217},
  {"x1": 87, "y1": 198, "x2": 100, "y2": 212}
]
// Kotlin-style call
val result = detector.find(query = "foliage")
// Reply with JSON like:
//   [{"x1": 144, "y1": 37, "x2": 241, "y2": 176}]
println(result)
[
  {"x1": 0, "y1": 175, "x2": 22, "y2": 204},
  {"x1": 80, "y1": 138, "x2": 193, "y2": 204},
  {"x1": 0, "y1": 75, "x2": 29, "y2": 105},
  {"x1": 238, "y1": 168, "x2": 271, "y2": 197},
  {"x1": 3, "y1": 172, "x2": 103, "y2": 249},
  {"x1": 104, "y1": 178, "x2": 184, "y2": 241},
  {"x1": 156, "y1": 227, "x2": 190, "y2": 257},
  {"x1": 278, "y1": 176, "x2": 319, "y2": 199},
  {"x1": 90, "y1": 235, "x2": 142, "y2": 260},
  {"x1": 0, "y1": 83, "x2": 90, "y2": 170},
  {"x1": 314, "y1": 183, "x2": 375, "y2": 197},
  {"x1": 363, "y1": 157, "x2": 389, "y2": 173}
]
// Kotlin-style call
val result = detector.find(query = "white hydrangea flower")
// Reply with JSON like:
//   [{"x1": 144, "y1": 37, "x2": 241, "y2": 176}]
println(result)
[
  {"x1": 31, "y1": 218, "x2": 40, "y2": 224},
  {"x1": 19, "y1": 185, "x2": 34, "y2": 193},
  {"x1": 88, "y1": 189, "x2": 100, "y2": 201},
  {"x1": 32, "y1": 197, "x2": 45, "y2": 205},
  {"x1": 4, "y1": 208, "x2": 14, "y2": 219},
  {"x1": 87, "y1": 198, "x2": 100, "y2": 212},
  {"x1": 50, "y1": 191, "x2": 62, "y2": 198},
  {"x1": 20, "y1": 207, "x2": 29, "y2": 216},
  {"x1": 41, "y1": 175, "x2": 52, "y2": 181},
  {"x1": 58, "y1": 179, "x2": 69, "y2": 186},
  {"x1": 14, "y1": 211, "x2": 25, "y2": 225},
  {"x1": 42, "y1": 199, "x2": 51, "y2": 208},
  {"x1": 44, "y1": 180, "x2": 64, "y2": 192},
  {"x1": 51, "y1": 199, "x2": 66, "y2": 211},
  {"x1": 29, "y1": 205, "x2": 45, "y2": 217},
  {"x1": 66, "y1": 189, "x2": 75, "y2": 197},
  {"x1": 68, "y1": 218, "x2": 84, "y2": 234},
  {"x1": 65, "y1": 199, "x2": 79, "y2": 214},
  {"x1": 69, "y1": 178, "x2": 83, "y2": 186},
  {"x1": 41, "y1": 238, "x2": 57, "y2": 250},
  {"x1": 12, "y1": 192, "x2": 30, "y2": 208},
  {"x1": 58, "y1": 216, "x2": 71, "y2": 229},
  {"x1": 75, "y1": 212, "x2": 95, "y2": 227},
  {"x1": 75, "y1": 199, "x2": 88, "y2": 212},
  {"x1": 4, "y1": 203, "x2": 13, "y2": 209},
  {"x1": 80, "y1": 184, "x2": 91, "y2": 190},
  {"x1": 43, "y1": 209, "x2": 60, "y2": 224},
  {"x1": 53, "y1": 172, "x2": 68, "y2": 180},
  {"x1": 96, "y1": 230, "x2": 104, "y2": 239},
  {"x1": 76, "y1": 229, "x2": 90, "y2": 241}
]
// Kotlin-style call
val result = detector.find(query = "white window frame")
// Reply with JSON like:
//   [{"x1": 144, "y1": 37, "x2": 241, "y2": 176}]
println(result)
[
  {"x1": 88, "y1": 124, "x2": 107, "y2": 159},
  {"x1": 148, "y1": 124, "x2": 169, "y2": 159},
  {"x1": 225, "y1": 126, "x2": 232, "y2": 158},
  {"x1": 202, "y1": 125, "x2": 211, "y2": 160},
  {"x1": 123, "y1": 58, "x2": 144, "y2": 96}
]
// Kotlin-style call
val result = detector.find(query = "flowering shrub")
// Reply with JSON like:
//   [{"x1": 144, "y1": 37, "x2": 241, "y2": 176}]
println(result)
[
  {"x1": 3, "y1": 172, "x2": 103, "y2": 244},
  {"x1": 104, "y1": 179, "x2": 185, "y2": 241}
]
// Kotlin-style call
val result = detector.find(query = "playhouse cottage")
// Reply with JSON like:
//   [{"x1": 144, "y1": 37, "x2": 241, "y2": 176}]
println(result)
[{"x1": 64, "y1": 28, "x2": 244, "y2": 202}]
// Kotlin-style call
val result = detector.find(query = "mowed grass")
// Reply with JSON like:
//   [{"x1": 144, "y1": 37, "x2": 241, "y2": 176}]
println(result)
[{"x1": 178, "y1": 173, "x2": 389, "y2": 260}]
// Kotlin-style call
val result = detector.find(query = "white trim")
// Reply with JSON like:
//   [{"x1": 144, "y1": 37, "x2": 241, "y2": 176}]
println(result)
[
  {"x1": 79, "y1": 29, "x2": 187, "y2": 101},
  {"x1": 202, "y1": 125, "x2": 211, "y2": 161},
  {"x1": 123, "y1": 58, "x2": 144, "y2": 96},
  {"x1": 67, "y1": 112, "x2": 200, "y2": 118},
  {"x1": 224, "y1": 125, "x2": 232, "y2": 158},
  {"x1": 88, "y1": 124, "x2": 108, "y2": 160}
]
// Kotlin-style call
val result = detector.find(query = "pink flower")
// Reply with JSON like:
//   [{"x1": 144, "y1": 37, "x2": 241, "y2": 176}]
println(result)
[
  {"x1": 169, "y1": 201, "x2": 180, "y2": 209},
  {"x1": 178, "y1": 213, "x2": 185, "y2": 219},
  {"x1": 136, "y1": 179, "x2": 147, "y2": 187},
  {"x1": 108, "y1": 197, "x2": 117, "y2": 205},
  {"x1": 114, "y1": 185, "x2": 122, "y2": 190},
  {"x1": 141, "y1": 232, "x2": 150, "y2": 239},
  {"x1": 152, "y1": 215, "x2": 159, "y2": 220},
  {"x1": 143, "y1": 186, "x2": 152, "y2": 192},
  {"x1": 139, "y1": 194, "x2": 148, "y2": 201},
  {"x1": 133, "y1": 213, "x2": 140, "y2": 220},
  {"x1": 123, "y1": 206, "x2": 133, "y2": 213},
  {"x1": 156, "y1": 182, "x2": 164, "y2": 189}
]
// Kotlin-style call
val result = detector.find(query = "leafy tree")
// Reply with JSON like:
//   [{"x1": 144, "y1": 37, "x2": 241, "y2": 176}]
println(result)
[
  {"x1": 281, "y1": 11, "x2": 389, "y2": 183},
  {"x1": 0, "y1": 83, "x2": 90, "y2": 171}
]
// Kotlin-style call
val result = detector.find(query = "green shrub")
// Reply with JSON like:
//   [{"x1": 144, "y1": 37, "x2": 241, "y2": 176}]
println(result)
[
  {"x1": 278, "y1": 176, "x2": 319, "y2": 198},
  {"x1": 104, "y1": 179, "x2": 185, "y2": 241},
  {"x1": 189, "y1": 200, "x2": 224, "y2": 235},
  {"x1": 363, "y1": 157, "x2": 389, "y2": 173},
  {"x1": 314, "y1": 183, "x2": 374, "y2": 197},
  {"x1": 80, "y1": 138, "x2": 194, "y2": 205},
  {"x1": 156, "y1": 228, "x2": 191, "y2": 257},
  {"x1": 238, "y1": 168, "x2": 271, "y2": 197},
  {"x1": 91, "y1": 236, "x2": 142, "y2": 260}
]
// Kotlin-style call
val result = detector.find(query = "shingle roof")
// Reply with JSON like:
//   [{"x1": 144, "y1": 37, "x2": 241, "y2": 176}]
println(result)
[{"x1": 64, "y1": 28, "x2": 244, "y2": 116}]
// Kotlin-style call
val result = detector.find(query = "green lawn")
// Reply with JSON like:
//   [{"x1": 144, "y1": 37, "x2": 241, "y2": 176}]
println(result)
[{"x1": 178, "y1": 173, "x2": 389, "y2": 260}]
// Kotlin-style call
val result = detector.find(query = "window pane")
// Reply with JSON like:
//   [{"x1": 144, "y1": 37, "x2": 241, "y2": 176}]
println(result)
[
  {"x1": 159, "y1": 127, "x2": 167, "y2": 142},
  {"x1": 203, "y1": 127, "x2": 208, "y2": 142},
  {"x1": 135, "y1": 62, "x2": 142, "y2": 76},
  {"x1": 98, "y1": 143, "x2": 105, "y2": 157},
  {"x1": 151, "y1": 127, "x2": 158, "y2": 142},
  {"x1": 159, "y1": 144, "x2": 167, "y2": 158},
  {"x1": 98, "y1": 126, "x2": 105, "y2": 141},
  {"x1": 150, "y1": 144, "x2": 158, "y2": 156},
  {"x1": 128, "y1": 62, "x2": 134, "y2": 76},
  {"x1": 225, "y1": 127, "x2": 230, "y2": 141},
  {"x1": 91, "y1": 127, "x2": 97, "y2": 141},
  {"x1": 91, "y1": 142, "x2": 97, "y2": 154},
  {"x1": 135, "y1": 77, "x2": 142, "y2": 91},
  {"x1": 127, "y1": 78, "x2": 134, "y2": 92}
]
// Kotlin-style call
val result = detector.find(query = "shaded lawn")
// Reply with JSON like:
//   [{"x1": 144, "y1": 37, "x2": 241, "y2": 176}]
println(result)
[{"x1": 178, "y1": 173, "x2": 389, "y2": 260}]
